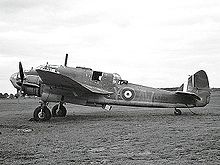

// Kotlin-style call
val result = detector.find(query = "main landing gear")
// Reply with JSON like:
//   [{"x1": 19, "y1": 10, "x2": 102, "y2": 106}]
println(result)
[
  {"x1": 52, "y1": 103, "x2": 67, "y2": 117},
  {"x1": 174, "y1": 108, "x2": 182, "y2": 116},
  {"x1": 33, "y1": 101, "x2": 67, "y2": 121},
  {"x1": 33, "y1": 102, "x2": 51, "y2": 121}
]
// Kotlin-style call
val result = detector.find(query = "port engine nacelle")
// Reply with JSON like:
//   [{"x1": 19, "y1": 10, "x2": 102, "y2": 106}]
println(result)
[{"x1": 22, "y1": 75, "x2": 42, "y2": 97}]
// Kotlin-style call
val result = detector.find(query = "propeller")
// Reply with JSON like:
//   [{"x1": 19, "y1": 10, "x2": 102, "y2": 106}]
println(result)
[
  {"x1": 16, "y1": 62, "x2": 40, "y2": 98},
  {"x1": 19, "y1": 61, "x2": 24, "y2": 83},
  {"x1": 16, "y1": 62, "x2": 26, "y2": 100}
]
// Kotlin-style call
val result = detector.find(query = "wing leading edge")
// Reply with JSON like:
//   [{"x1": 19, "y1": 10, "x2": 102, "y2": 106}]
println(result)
[{"x1": 36, "y1": 69, "x2": 113, "y2": 95}]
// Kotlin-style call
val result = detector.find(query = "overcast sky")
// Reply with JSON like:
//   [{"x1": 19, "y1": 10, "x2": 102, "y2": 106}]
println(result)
[{"x1": 1, "y1": 0, "x2": 220, "y2": 94}]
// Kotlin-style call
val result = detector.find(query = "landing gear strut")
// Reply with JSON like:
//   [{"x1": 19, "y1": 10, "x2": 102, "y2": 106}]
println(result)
[
  {"x1": 32, "y1": 99, "x2": 67, "y2": 121},
  {"x1": 174, "y1": 108, "x2": 182, "y2": 116},
  {"x1": 33, "y1": 102, "x2": 51, "y2": 121},
  {"x1": 52, "y1": 103, "x2": 67, "y2": 117}
]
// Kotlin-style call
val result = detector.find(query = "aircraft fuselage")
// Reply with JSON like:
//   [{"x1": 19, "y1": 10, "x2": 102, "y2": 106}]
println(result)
[{"x1": 39, "y1": 66, "x2": 209, "y2": 109}]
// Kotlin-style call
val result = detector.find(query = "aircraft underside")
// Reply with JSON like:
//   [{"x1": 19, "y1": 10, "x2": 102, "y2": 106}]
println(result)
[{"x1": 31, "y1": 90, "x2": 197, "y2": 121}]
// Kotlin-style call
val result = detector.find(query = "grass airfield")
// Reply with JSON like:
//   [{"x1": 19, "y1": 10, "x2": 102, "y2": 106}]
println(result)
[{"x1": 0, "y1": 92, "x2": 220, "y2": 165}]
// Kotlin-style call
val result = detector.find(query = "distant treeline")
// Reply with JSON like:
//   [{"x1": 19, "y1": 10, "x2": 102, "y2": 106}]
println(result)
[
  {"x1": 211, "y1": 88, "x2": 220, "y2": 92},
  {"x1": 0, "y1": 93, "x2": 15, "y2": 99}
]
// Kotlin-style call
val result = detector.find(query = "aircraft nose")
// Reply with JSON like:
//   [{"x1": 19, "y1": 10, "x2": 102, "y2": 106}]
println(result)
[{"x1": 10, "y1": 72, "x2": 21, "y2": 90}]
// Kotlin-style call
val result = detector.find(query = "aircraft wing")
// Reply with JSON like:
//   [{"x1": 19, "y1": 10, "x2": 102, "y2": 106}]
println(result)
[
  {"x1": 175, "y1": 91, "x2": 201, "y2": 101},
  {"x1": 82, "y1": 84, "x2": 113, "y2": 94},
  {"x1": 36, "y1": 69, "x2": 113, "y2": 95}
]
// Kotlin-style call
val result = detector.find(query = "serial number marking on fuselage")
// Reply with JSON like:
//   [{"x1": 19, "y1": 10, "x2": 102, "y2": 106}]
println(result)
[{"x1": 153, "y1": 94, "x2": 168, "y2": 102}]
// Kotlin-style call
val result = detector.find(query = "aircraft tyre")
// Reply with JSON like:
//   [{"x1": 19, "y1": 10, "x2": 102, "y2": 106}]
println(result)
[
  {"x1": 52, "y1": 104, "x2": 67, "y2": 117},
  {"x1": 174, "y1": 108, "x2": 182, "y2": 115},
  {"x1": 33, "y1": 106, "x2": 52, "y2": 121}
]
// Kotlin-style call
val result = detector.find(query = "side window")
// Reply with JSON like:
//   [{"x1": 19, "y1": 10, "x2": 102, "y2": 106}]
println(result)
[
  {"x1": 92, "y1": 71, "x2": 103, "y2": 81},
  {"x1": 118, "y1": 80, "x2": 128, "y2": 85}
]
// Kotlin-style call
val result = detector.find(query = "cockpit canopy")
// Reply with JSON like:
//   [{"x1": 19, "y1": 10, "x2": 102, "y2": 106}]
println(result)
[{"x1": 36, "y1": 64, "x2": 60, "y2": 73}]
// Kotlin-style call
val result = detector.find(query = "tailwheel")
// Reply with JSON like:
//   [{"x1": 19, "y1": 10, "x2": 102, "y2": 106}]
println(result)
[
  {"x1": 52, "y1": 104, "x2": 67, "y2": 117},
  {"x1": 33, "y1": 106, "x2": 51, "y2": 121},
  {"x1": 174, "y1": 108, "x2": 182, "y2": 116}
]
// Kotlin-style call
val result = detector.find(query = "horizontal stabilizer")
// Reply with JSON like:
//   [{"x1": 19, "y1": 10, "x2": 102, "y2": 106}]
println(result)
[{"x1": 175, "y1": 91, "x2": 201, "y2": 101}]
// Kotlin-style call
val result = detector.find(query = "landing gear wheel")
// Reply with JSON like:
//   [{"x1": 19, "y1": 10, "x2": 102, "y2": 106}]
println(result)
[
  {"x1": 52, "y1": 104, "x2": 67, "y2": 117},
  {"x1": 174, "y1": 108, "x2": 182, "y2": 116},
  {"x1": 33, "y1": 106, "x2": 51, "y2": 121}
]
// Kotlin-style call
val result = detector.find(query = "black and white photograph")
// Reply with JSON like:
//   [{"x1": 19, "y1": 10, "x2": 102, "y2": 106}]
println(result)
[{"x1": 0, "y1": 0, "x2": 220, "y2": 164}]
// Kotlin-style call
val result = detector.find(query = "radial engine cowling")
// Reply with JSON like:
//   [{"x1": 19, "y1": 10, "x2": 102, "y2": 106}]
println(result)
[{"x1": 22, "y1": 75, "x2": 42, "y2": 97}]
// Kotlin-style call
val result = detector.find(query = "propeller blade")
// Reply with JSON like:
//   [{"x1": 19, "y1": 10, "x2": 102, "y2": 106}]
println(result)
[
  {"x1": 19, "y1": 61, "x2": 24, "y2": 83},
  {"x1": 16, "y1": 88, "x2": 19, "y2": 97}
]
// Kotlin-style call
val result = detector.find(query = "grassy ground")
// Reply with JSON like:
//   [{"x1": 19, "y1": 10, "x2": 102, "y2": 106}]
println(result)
[{"x1": 0, "y1": 92, "x2": 220, "y2": 165}]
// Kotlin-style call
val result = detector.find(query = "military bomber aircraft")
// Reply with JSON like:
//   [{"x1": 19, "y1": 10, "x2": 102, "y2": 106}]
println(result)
[{"x1": 10, "y1": 54, "x2": 211, "y2": 121}]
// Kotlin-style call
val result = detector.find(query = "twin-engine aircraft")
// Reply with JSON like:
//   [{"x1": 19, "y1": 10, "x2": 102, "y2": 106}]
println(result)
[{"x1": 10, "y1": 55, "x2": 211, "y2": 121}]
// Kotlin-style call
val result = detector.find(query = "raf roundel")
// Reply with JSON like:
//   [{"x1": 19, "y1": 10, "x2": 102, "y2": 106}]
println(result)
[{"x1": 121, "y1": 88, "x2": 135, "y2": 101}]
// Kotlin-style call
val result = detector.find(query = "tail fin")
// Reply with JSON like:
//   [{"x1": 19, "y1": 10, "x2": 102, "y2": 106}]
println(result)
[{"x1": 178, "y1": 70, "x2": 211, "y2": 107}]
